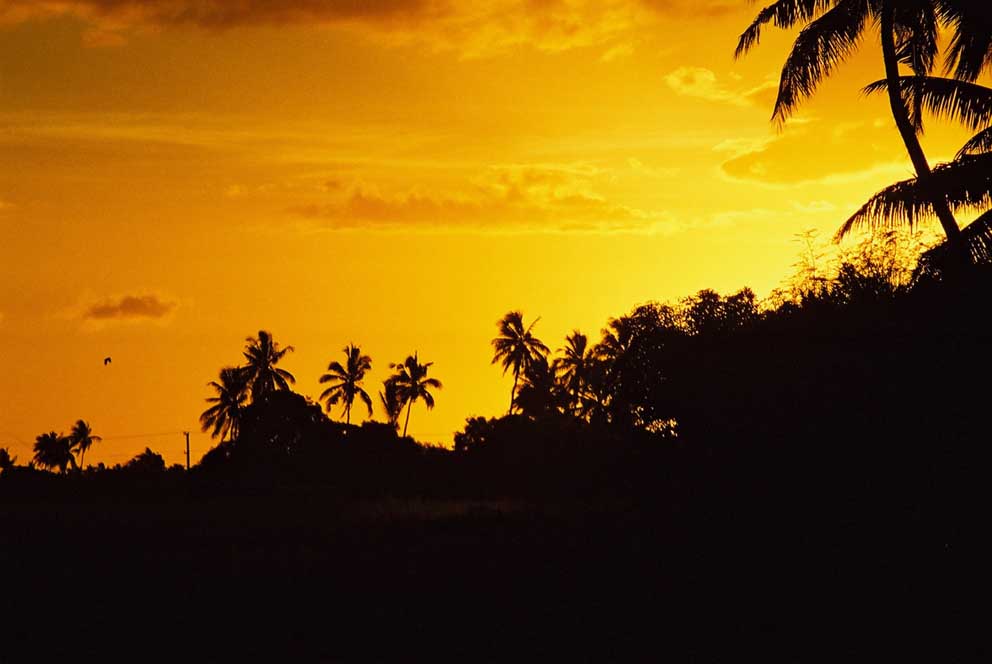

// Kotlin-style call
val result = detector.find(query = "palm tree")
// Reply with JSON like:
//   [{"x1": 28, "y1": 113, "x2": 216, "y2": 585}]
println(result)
[
  {"x1": 836, "y1": 76, "x2": 992, "y2": 263},
  {"x1": 389, "y1": 353, "x2": 442, "y2": 438},
  {"x1": 33, "y1": 432, "x2": 75, "y2": 474},
  {"x1": 379, "y1": 378, "x2": 405, "y2": 430},
  {"x1": 68, "y1": 419, "x2": 101, "y2": 470},
  {"x1": 241, "y1": 330, "x2": 295, "y2": 402},
  {"x1": 491, "y1": 311, "x2": 550, "y2": 415},
  {"x1": 319, "y1": 344, "x2": 373, "y2": 424},
  {"x1": 554, "y1": 330, "x2": 595, "y2": 417},
  {"x1": 200, "y1": 366, "x2": 249, "y2": 441},
  {"x1": 514, "y1": 356, "x2": 562, "y2": 418},
  {"x1": 735, "y1": 1, "x2": 968, "y2": 260}
]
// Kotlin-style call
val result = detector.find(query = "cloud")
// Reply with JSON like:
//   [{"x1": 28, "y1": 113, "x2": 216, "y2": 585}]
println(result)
[
  {"x1": 290, "y1": 165, "x2": 676, "y2": 233},
  {"x1": 719, "y1": 119, "x2": 910, "y2": 187},
  {"x1": 83, "y1": 294, "x2": 177, "y2": 320},
  {"x1": 0, "y1": 0, "x2": 742, "y2": 55},
  {"x1": 665, "y1": 66, "x2": 778, "y2": 107}
]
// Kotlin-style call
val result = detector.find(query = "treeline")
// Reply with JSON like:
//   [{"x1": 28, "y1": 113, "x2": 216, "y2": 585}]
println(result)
[{"x1": 6, "y1": 231, "x2": 991, "y2": 512}]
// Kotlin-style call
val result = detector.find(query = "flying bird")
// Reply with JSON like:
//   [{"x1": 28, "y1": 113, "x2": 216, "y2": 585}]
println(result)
[{"x1": 103, "y1": 357, "x2": 112, "y2": 366}]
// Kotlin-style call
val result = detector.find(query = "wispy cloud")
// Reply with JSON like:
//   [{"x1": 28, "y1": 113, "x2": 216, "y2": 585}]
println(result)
[
  {"x1": 719, "y1": 119, "x2": 909, "y2": 187},
  {"x1": 83, "y1": 294, "x2": 177, "y2": 321},
  {"x1": 665, "y1": 66, "x2": 778, "y2": 107},
  {"x1": 290, "y1": 164, "x2": 677, "y2": 234}
]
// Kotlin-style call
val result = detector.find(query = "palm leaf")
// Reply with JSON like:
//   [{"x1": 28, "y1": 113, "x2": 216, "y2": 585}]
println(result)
[
  {"x1": 735, "y1": 0, "x2": 835, "y2": 59},
  {"x1": 772, "y1": 0, "x2": 870, "y2": 124},
  {"x1": 939, "y1": 1, "x2": 992, "y2": 82},
  {"x1": 863, "y1": 76, "x2": 992, "y2": 132},
  {"x1": 958, "y1": 126, "x2": 992, "y2": 157},
  {"x1": 835, "y1": 153, "x2": 992, "y2": 239}
]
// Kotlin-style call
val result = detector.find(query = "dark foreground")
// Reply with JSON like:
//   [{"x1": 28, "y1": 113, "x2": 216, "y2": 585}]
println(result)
[{"x1": 1, "y1": 482, "x2": 984, "y2": 663}]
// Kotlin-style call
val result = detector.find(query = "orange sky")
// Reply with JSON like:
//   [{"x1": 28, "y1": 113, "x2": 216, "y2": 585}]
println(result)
[{"x1": 0, "y1": 0, "x2": 981, "y2": 467}]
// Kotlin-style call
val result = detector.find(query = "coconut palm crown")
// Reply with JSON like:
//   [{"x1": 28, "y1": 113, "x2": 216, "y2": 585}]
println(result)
[{"x1": 319, "y1": 344, "x2": 373, "y2": 424}]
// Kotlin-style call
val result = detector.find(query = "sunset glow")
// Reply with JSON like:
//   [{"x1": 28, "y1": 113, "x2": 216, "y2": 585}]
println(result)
[{"x1": 0, "y1": 0, "x2": 981, "y2": 466}]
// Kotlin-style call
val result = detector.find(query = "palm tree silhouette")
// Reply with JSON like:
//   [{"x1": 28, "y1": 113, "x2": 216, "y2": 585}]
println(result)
[
  {"x1": 554, "y1": 330, "x2": 595, "y2": 417},
  {"x1": 514, "y1": 356, "x2": 561, "y2": 417},
  {"x1": 33, "y1": 432, "x2": 75, "y2": 474},
  {"x1": 319, "y1": 345, "x2": 373, "y2": 424},
  {"x1": 69, "y1": 419, "x2": 101, "y2": 470},
  {"x1": 389, "y1": 353, "x2": 442, "y2": 438},
  {"x1": 379, "y1": 378, "x2": 405, "y2": 430},
  {"x1": 735, "y1": 1, "x2": 967, "y2": 259},
  {"x1": 491, "y1": 311, "x2": 550, "y2": 415},
  {"x1": 836, "y1": 77, "x2": 992, "y2": 260},
  {"x1": 241, "y1": 330, "x2": 295, "y2": 402},
  {"x1": 200, "y1": 367, "x2": 249, "y2": 441}
]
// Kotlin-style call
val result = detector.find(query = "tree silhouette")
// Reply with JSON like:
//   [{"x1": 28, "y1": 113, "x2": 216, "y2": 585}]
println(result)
[
  {"x1": 241, "y1": 330, "x2": 295, "y2": 402},
  {"x1": 735, "y1": 1, "x2": 967, "y2": 260},
  {"x1": 201, "y1": 367, "x2": 249, "y2": 441},
  {"x1": 68, "y1": 419, "x2": 101, "y2": 470},
  {"x1": 554, "y1": 331, "x2": 595, "y2": 417},
  {"x1": 33, "y1": 432, "x2": 75, "y2": 474},
  {"x1": 389, "y1": 353, "x2": 442, "y2": 438},
  {"x1": 514, "y1": 356, "x2": 562, "y2": 418},
  {"x1": 0, "y1": 447, "x2": 16, "y2": 472},
  {"x1": 319, "y1": 345, "x2": 373, "y2": 424},
  {"x1": 379, "y1": 378, "x2": 405, "y2": 430},
  {"x1": 492, "y1": 311, "x2": 550, "y2": 415}
]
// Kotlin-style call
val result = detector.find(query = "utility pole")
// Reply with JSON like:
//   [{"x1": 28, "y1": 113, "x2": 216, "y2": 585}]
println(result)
[{"x1": 183, "y1": 431, "x2": 190, "y2": 471}]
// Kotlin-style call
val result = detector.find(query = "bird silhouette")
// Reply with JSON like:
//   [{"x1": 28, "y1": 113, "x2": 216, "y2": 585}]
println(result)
[{"x1": 103, "y1": 357, "x2": 112, "y2": 366}]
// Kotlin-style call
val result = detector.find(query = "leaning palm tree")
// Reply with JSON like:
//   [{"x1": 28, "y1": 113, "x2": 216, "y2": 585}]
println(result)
[
  {"x1": 319, "y1": 344, "x2": 373, "y2": 424},
  {"x1": 491, "y1": 311, "x2": 550, "y2": 415},
  {"x1": 735, "y1": 0, "x2": 970, "y2": 261},
  {"x1": 379, "y1": 378, "x2": 405, "y2": 430},
  {"x1": 33, "y1": 432, "x2": 75, "y2": 474},
  {"x1": 553, "y1": 330, "x2": 595, "y2": 417},
  {"x1": 241, "y1": 330, "x2": 295, "y2": 402},
  {"x1": 200, "y1": 366, "x2": 249, "y2": 441},
  {"x1": 389, "y1": 353, "x2": 442, "y2": 438},
  {"x1": 68, "y1": 419, "x2": 101, "y2": 470}
]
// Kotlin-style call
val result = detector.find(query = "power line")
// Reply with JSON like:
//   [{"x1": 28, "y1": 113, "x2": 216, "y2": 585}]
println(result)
[{"x1": 100, "y1": 430, "x2": 190, "y2": 441}]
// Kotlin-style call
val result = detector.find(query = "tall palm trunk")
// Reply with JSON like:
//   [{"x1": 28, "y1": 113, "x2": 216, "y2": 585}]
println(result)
[
  {"x1": 880, "y1": 2, "x2": 965, "y2": 266},
  {"x1": 346, "y1": 403, "x2": 351, "y2": 425},
  {"x1": 509, "y1": 372, "x2": 519, "y2": 415},
  {"x1": 403, "y1": 399, "x2": 413, "y2": 438}
]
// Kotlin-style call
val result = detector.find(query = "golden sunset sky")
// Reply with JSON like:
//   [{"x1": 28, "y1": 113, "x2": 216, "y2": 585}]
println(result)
[{"x1": 0, "y1": 0, "x2": 980, "y2": 467}]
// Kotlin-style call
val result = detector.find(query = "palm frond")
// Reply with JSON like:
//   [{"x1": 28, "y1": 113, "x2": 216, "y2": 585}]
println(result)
[
  {"x1": 835, "y1": 153, "x2": 992, "y2": 239},
  {"x1": 939, "y1": 1, "x2": 992, "y2": 82},
  {"x1": 958, "y1": 126, "x2": 992, "y2": 157},
  {"x1": 863, "y1": 76, "x2": 992, "y2": 132},
  {"x1": 735, "y1": 0, "x2": 835, "y2": 59},
  {"x1": 893, "y1": 3, "x2": 939, "y2": 76},
  {"x1": 772, "y1": 0, "x2": 870, "y2": 124}
]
